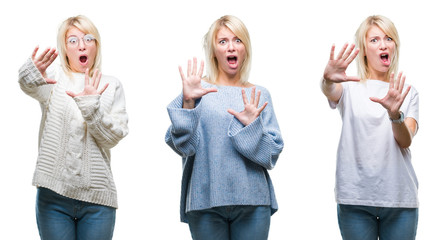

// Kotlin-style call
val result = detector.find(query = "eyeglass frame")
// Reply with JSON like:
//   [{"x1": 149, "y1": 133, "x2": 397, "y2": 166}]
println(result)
[{"x1": 66, "y1": 34, "x2": 96, "y2": 47}]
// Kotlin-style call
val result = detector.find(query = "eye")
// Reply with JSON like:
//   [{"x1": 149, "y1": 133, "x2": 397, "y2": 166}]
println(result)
[
  {"x1": 370, "y1": 38, "x2": 377, "y2": 43},
  {"x1": 84, "y1": 34, "x2": 95, "y2": 43},
  {"x1": 236, "y1": 39, "x2": 242, "y2": 43},
  {"x1": 68, "y1": 37, "x2": 78, "y2": 44},
  {"x1": 387, "y1": 37, "x2": 393, "y2": 41},
  {"x1": 219, "y1": 40, "x2": 226, "y2": 44}
]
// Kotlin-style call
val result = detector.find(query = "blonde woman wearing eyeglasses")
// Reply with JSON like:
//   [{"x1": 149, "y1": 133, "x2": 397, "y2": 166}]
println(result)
[{"x1": 18, "y1": 15, "x2": 128, "y2": 240}]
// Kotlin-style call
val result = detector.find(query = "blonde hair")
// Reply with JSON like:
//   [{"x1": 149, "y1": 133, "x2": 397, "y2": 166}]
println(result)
[
  {"x1": 203, "y1": 15, "x2": 252, "y2": 84},
  {"x1": 355, "y1": 15, "x2": 400, "y2": 82},
  {"x1": 57, "y1": 15, "x2": 102, "y2": 76}
]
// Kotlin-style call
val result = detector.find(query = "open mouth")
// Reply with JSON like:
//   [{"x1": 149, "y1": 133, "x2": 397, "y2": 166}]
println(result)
[
  {"x1": 380, "y1": 54, "x2": 390, "y2": 65},
  {"x1": 80, "y1": 56, "x2": 88, "y2": 64},
  {"x1": 227, "y1": 56, "x2": 238, "y2": 66}
]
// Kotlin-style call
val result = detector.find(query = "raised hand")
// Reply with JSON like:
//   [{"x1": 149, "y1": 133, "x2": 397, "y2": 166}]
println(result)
[
  {"x1": 323, "y1": 43, "x2": 360, "y2": 83},
  {"x1": 179, "y1": 57, "x2": 217, "y2": 109},
  {"x1": 228, "y1": 87, "x2": 268, "y2": 126},
  {"x1": 66, "y1": 69, "x2": 108, "y2": 98},
  {"x1": 370, "y1": 72, "x2": 411, "y2": 119},
  {"x1": 31, "y1": 46, "x2": 58, "y2": 84}
]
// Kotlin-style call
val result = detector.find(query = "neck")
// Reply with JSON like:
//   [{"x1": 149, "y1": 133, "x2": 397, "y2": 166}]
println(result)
[
  {"x1": 216, "y1": 71, "x2": 248, "y2": 87},
  {"x1": 369, "y1": 69, "x2": 388, "y2": 82}
]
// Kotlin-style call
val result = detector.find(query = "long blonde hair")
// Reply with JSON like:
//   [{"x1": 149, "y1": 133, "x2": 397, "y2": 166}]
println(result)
[
  {"x1": 57, "y1": 15, "x2": 102, "y2": 76},
  {"x1": 355, "y1": 15, "x2": 400, "y2": 82},
  {"x1": 203, "y1": 15, "x2": 252, "y2": 84}
]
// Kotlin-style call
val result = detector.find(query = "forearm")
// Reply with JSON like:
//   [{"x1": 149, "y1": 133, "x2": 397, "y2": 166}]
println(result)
[
  {"x1": 391, "y1": 116, "x2": 416, "y2": 148},
  {"x1": 228, "y1": 115, "x2": 283, "y2": 170},
  {"x1": 321, "y1": 78, "x2": 342, "y2": 103},
  {"x1": 392, "y1": 122, "x2": 413, "y2": 148},
  {"x1": 75, "y1": 94, "x2": 129, "y2": 149},
  {"x1": 18, "y1": 58, "x2": 53, "y2": 101},
  {"x1": 166, "y1": 95, "x2": 202, "y2": 156},
  {"x1": 183, "y1": 98, "x2": 195, "y2": 109}
]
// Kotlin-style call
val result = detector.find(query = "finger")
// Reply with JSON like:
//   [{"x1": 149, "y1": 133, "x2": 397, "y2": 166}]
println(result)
[
  {"x1": 241, "y1": 89, "x2": 249, "y2": 105},
  {"x1": 46, "y1": 50, "x2": 58, "y2": 66},
  {"x1": 178, "y1": 66, "x2": 186, "y2": 81},
  {"x1": 66, "y1": 91, "x2": 76, "y2": 98},
  {"x1": 398, "y1": 73, "x2": 406, "y2": 93},
  {"x1": 204, "y1": 87, "x2": 218, "y2": 94},
  {"x1": 329, "y1": 44, "x2": 335, "y2": 60},
  {"x1": 42, "y1": 48, "x2": 56, "y2": 63},
  {"x1": 93, "y1": 69, "x2": 102, "y2": 89},
  {"x1": 85, "y1": 68, "x2": 90, "y2": 86},
  {"x1": 45, "y1": 78, "x2": 57, "y2": 84},
  {"x1": 345, "y1": 76, "x2": 361, "y2": 82},
  {"x1": 98, "y1": 83, "x2": 109, "y2": 95},
  {"x1": 36, "y1": 48, "x2": 51, "y2": 62},
  {"x1": 389, "y1": 72, "x2": 395, "y2": 89},
  {"x1": 227, "y1": 108, "x2": 239, "y2": 117},
  {"x1": 198, "y1": 60, "x2": 204, "y2": 77},
  {"x1": 336, "y1": 43, "x2": 348, "y2": 60},
  {"x1": 400, "y1": 85, "x2": 411, "y2": 103},
  {"x1": 369, "y1": 97, "x2": 381, "y2": 103},
  {"x1": 342, "y1": 43, "x2": 355, "y2": 60},
  {"x1": 32, "y1": 46, "x2": 39, "y2": 60},
  {"x1": 394, "y1": 72, "x2": 403, "y2": 90},
  {"x1": 258, "y1": 102, "x2": 268, "y2": 113},
  {"x1": 255, "y1": 90, "x2": 261, "y2": 107},
  {"x1": 345, "y1": 48, "x2": 360, "y2": 65},
  {"x1": 187, "y1": 59, "x2": 192, "y2": 77},
  {"x1": 193, "y1": 57, "x2": 197, "y2": 76},
  {"x1": 250, "y1": 87, "x2": 256, "y2": 104}
]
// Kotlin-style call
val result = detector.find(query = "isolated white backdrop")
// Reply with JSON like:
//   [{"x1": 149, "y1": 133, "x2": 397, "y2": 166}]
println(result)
[{"x1": 1, "y1": 0, "x2": 435, "y2": 239}]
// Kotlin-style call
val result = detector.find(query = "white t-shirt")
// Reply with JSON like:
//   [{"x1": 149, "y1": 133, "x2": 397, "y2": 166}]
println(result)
[{"x1": 330, "y1": 80, "x2": 419, "y2": 208}]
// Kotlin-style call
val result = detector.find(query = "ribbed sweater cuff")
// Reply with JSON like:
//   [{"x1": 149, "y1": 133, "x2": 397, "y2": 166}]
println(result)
[
  {"x1": 18, "y1": 58, "x2": 46, "y2": 87},
  {"x1": 75, "y1": 95, "x2": 101, "y2": 121},
  {"x1": 228, "y1": 115, "x2": 263, "y2": 139},
  {"x1": 167, "y1": 95, "x2": 202, "y2": 132}
]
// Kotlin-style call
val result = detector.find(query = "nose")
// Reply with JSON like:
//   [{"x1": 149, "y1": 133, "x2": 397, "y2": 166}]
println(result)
[
  {"x1": 379, "y1": 40, "x2": 387, "y2": 50},
  {"x1": 78, "y1": 38, "x2": 86, "y2": 51},
  {"x1": 228, "y1": 41, "x2": 235, "y2": 52}
]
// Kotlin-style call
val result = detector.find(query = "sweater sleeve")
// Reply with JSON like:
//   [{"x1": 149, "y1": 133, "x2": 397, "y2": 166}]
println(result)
[
  {"x1": 18, "y1": 58, "x2": 55, "y2": 103},
  {"x1": 227, "y1": 90, "x2": 284, "y2": 170},
  {"x1": 74, "y1": 79, "x2": 129, "y2": 149},
  {"x1": 165, "y1": 94, "x2": 202, "y2": 157}
]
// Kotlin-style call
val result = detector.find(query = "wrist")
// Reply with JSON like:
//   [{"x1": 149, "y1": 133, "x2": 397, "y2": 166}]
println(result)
[
  {"x1": 389, "y1": 111, "x2": 404, "y2": 124},
  {"x1": 322, "y1": 76, "x2": 333, "y2": 85},
  {"x1": 182, "y1": 98, "x2": 195, "y2": 109}
]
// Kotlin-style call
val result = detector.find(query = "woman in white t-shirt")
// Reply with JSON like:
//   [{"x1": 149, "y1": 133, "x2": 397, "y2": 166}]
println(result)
[{"x1": 321, "y1": 15, "x2": 419, "y2": 240}]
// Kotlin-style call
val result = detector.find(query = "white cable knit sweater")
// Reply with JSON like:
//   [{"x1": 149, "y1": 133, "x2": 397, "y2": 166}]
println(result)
[{"x1": 19, "y1": 58, "x2": 128, "y2": 208}]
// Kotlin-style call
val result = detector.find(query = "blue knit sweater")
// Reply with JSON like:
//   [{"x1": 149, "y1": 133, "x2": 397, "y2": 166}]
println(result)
[{"x1": 165, "y1": 81, "x2": 284, "y2": 223}]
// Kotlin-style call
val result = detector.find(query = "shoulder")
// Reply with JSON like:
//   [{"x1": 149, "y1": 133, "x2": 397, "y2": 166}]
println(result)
[
  {"x1": 101, "y1": 74, "x2": 121, "y2": 84},
  {"x1": 201, "y1": 79, "x2": 214, "y2": 88},
  {"x1": 101, "y1": 74, "x2": 124, "y2": 91},
  {"x1": 407, "y1": 84, "x2": 418, "y2": 95},
  {"x1": 253, "y1": 84, "x2": 272, "y2": 99}
]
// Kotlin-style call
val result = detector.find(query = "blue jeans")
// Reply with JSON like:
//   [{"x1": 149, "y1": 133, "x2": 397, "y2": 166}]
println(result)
[
  {"x1": 337, "y1": 204, "x2": 418, "y2": 240},
  {"x1": 186, "y1": 205, "x2": 271, "y2": 240},
  {"x1": 36, "y1": 187, "x2": 116, "y2": 240}
]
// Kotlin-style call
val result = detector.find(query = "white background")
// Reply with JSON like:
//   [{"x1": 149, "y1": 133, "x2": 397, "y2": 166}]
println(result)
[{"x1": 1, "y1": 0, "x2": 436, "y2": 239}]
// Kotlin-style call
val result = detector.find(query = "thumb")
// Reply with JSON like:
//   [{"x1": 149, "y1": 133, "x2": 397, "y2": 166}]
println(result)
[
  {"x1": 369, "y1": 97, "x2": 380, "y2": 103},
  {"x1": 45, "y1": 78, "x2": 57, "y2": 84},
  {"x1": 227, "y1": 109, "x2": 239, "y2": 117},
  {"x1": 66, "y1": 91, "x2": 76, "y2": 98},
  {"x1": 346, "y1": 76, "x2": 361, "y2": 82}
]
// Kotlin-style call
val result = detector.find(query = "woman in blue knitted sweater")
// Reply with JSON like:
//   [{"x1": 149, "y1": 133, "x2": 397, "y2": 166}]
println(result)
[{"x1": 165, "y1": 15, "x2": 284, "y2": 240}]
